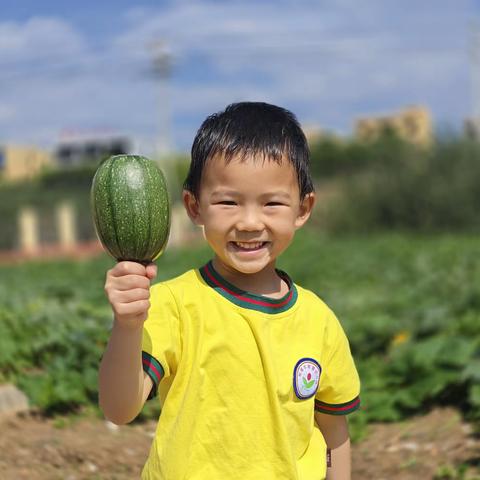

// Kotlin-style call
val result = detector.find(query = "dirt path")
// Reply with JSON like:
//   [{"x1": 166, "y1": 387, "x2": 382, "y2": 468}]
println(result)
[
  {"x1": 352, "y1": 408, "x2": 479, "y2": 480},
  {"x1": 0, "y1": 408, "x2": 478, "y2": 479}
]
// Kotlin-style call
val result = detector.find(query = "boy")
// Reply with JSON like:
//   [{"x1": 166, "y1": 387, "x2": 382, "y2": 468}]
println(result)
[{"x1": 99, "y1": 102, "x2": 360, "y2": 480}]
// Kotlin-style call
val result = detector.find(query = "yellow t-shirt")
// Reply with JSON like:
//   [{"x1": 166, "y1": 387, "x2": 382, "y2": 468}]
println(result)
[{"x1": 141, "y1": 261, "x2": 360, "y2": 480}]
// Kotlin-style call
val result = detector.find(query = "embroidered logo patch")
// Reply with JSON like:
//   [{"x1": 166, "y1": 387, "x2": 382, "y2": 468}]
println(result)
[{"x1": 293, "y1": 358, "x2": 321, "y2": 399}]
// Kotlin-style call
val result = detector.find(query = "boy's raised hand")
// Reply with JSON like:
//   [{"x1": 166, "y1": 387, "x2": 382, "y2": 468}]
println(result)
[{"x1": 104, "y1": 261, "x2": 157, "y2": 328}]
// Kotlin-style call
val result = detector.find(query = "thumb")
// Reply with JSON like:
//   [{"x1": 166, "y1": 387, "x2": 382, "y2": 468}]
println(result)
[{"x1": 145, "y1": 263, "x2": 157, "y2": 280}]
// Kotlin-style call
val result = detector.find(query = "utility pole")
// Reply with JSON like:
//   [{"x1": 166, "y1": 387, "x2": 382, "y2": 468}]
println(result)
[{"x1": 149, "y1": 40, "x2": 173, "y2": 158}]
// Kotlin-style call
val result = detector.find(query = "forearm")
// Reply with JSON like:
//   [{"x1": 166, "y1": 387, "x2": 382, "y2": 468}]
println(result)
[
  {"x1": 98, "y1": 320, "x2": 145, "y2": 425},
  {"x1": 326, "y1": 437, "x2": 351, "y2": 480},
  {"x1": 315, "y1": 412, "x2": 351, "y2": 480}
]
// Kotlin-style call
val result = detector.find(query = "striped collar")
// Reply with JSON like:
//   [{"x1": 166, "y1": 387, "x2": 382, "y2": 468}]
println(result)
[{"x1": 199, "y1": 260, "x2": 298, "y2": 314}]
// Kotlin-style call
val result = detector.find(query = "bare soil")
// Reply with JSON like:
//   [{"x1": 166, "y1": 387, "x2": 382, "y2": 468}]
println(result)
[{"x1": 0, "y1": 408, "x2": 478, "y2": 479}]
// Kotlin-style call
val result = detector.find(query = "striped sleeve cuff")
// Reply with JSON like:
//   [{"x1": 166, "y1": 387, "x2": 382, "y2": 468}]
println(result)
[
  {"x1": 314, "y1": 396, "x2": 360, "y2": 415},
  {"x1": 142, "y1": 351, "x2": 165, "y2": 400}
]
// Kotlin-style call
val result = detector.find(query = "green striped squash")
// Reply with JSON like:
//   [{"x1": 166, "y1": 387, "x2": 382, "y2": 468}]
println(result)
[{"x1": 91, "y1": 155, "x2": 170, "y2": 264}]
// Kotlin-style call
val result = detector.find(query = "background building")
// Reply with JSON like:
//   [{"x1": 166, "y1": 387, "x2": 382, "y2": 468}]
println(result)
[
  {"x1": 55, "y1": 133, "x2": 131, "y2": 167},
  {"x1": 355, "y1": 106, "x2": 432, "y2": 147},
  {"x1": 0, "y1": 145, "x2": 53, "y2": 182}
]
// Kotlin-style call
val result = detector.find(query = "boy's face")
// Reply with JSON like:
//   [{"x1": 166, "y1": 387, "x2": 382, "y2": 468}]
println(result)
[{"x1": 183, "y1": 154, "x2": 315, "y2": 278}]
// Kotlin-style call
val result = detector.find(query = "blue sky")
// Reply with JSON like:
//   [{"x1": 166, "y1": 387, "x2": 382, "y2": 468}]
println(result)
[{"x1": 0, "y1": 0, "x2": 478, "y2": 154}]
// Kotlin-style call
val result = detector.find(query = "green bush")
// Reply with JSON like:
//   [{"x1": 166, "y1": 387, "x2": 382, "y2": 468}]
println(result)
[
  {"x1": 310, "y1": 135, "x2": 480, "y2": 233},
  {"x1": 310, "y1": 131, "x2": 413, "y2": 178}
]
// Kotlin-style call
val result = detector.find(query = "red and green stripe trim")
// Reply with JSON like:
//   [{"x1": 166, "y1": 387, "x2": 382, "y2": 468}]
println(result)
[
  {"x1": 199, "y1": 261, "x2": 297, "y2": 314},
  {"x1": 142, "y1": 351, "x2": 164, "y2": 399},
  {"x1": 314, "y1": 396, "x2": 360, "y2": 415}
]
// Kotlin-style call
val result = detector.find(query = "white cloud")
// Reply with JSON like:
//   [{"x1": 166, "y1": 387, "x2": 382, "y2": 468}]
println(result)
[
  {"x1": 0, "y1": 17, "x2": 86, "y2": 64},
  {"x1": 0, "y1": 1, "x2": 475, "y2": 149}
]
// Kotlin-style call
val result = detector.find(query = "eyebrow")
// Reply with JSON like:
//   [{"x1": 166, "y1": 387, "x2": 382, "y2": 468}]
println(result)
[
  {"x1": 210, "y1": 190, "x2": 239, "y2": 198},
  {"x1": 259, "y1": 191, "x2": 292, "y2": 199},
  {"x1": 210, "y1": 190, "x2": 291, "y2": 199}
]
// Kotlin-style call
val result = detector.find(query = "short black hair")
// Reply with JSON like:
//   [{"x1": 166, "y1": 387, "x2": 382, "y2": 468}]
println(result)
[{"x1": 184, "y1": 102, "x2": 314, "y2": 198}]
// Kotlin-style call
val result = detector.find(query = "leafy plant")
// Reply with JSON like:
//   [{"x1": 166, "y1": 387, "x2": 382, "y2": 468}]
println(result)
[{"x1": 1, "y1": 230, "x2": 480, "y2": 429}]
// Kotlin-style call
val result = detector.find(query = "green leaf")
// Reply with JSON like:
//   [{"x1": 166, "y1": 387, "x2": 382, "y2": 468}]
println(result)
[
  {"x1": 305, "y1": 380, "x2": 315, "y2": 389},
  {"x1": 469, "y1": 384, "x2": 480, "y2": 407}
]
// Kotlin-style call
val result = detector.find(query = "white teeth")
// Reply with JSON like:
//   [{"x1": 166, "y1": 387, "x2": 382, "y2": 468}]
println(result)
[{"x1": 235, "y1": 241, "x2": 264, "y2": 249}]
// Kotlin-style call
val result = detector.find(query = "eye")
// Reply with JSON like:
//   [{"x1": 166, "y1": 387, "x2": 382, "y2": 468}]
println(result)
[
  {"x1": 216, "y1": 200, "x2": 236, "y2": 205},
  {"x1": 265, "y1": 202, "x2": 284, "y2": 207}
]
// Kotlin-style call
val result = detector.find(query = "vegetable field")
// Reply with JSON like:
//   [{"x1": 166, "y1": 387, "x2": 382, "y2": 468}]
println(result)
[{"x1": 1, "y1": 229, "x2": 479, "y2": 437}]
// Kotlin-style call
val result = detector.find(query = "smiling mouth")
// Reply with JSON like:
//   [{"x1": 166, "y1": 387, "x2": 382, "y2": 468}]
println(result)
[{"x1": 230, "y1": 241, "x2": 269, "y2": 251}]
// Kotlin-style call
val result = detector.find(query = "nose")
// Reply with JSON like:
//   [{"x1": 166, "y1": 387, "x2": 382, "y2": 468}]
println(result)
[{"x1": 236, "y1": 206, "x2": 264, "y2": 232}]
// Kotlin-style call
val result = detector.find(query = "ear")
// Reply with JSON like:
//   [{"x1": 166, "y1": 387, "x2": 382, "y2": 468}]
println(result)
[
  {"x1": 182, "y1": 190, "x2": 203, "y2": 226},
  {"x1": 294, "y1": 192, "x2": 315, "y2": 229}
]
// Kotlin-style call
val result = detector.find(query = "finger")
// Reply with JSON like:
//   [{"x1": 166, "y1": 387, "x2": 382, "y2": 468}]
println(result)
[
  {"x1": 110, "y1": 261, "x2": 147, "y2": 277},
  {"x1": 109, "y1": 274, "x2": 151, "y2": 291},
  {"x1": 111, "y1": 288, "x2": 150, "y2": 304},
  {"x1": 145, "y1": 263, "x2": 157, "y2": 280},
  {"x1": 114, "y1": 300, "x2": 151, "y2": 317}
]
